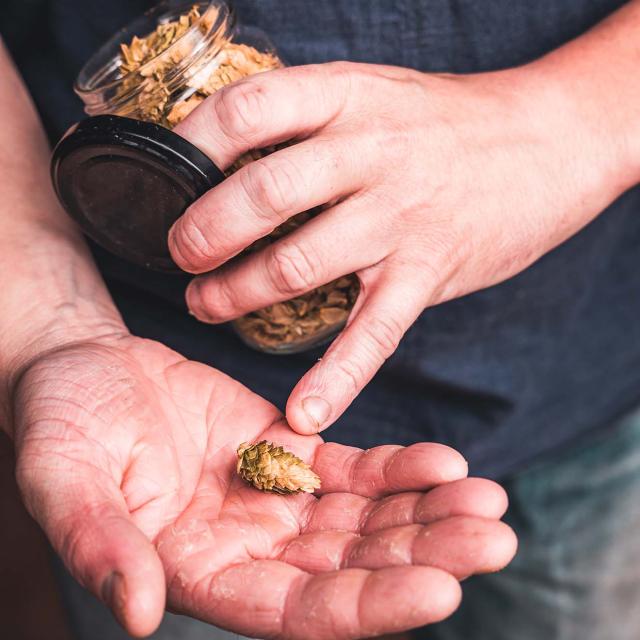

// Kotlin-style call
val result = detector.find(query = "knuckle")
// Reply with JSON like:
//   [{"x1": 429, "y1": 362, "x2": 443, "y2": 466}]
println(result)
[
  {"x1": 241, "y1": 158, "x2": 301, "y2": 220},
  {"x1": 269, "y1": 240, "x2": 320, "y2": 295},
  {"x1": 334, "y1": 358, "x2": 365, "y2": 395},
  {"x1": 323, "y1": 60, "x2": 355, "y2": 83},
  {"x1": 214, "y1": 80, "x2": 266, "y2": 146},
  {"x1": 315, "y1": 61, "x2": 354, "y2": 116},
  {"x1": 325, "y1": 60, "x2": 353, "y2": 74},
  {"x1": 58, "y1": 500, "x2": 114, "y2": 578},
  {"x1": 361, "y1": 315, "x2": 403, "y2": 359},
  {"x1": 195, "y1": 276, "x2": 238, "y2": 320},
  {"x1": 58, "y1": 513, "x2": 90, "y2": 572},
  {"x1": 175, "y1": 210, "x2": 216, "y2": 270}
]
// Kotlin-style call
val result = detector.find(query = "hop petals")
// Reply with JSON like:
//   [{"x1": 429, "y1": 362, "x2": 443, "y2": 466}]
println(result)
[{"x1": 236, "y1": 441, "x2": 321, "y2": 494}]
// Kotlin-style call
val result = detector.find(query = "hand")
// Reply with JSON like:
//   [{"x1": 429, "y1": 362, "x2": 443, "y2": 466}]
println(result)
[
  {"x1": 12, "y1": 332, "x2": 516, "y2": 639},
  {"x1": 168, "y1": 60, "x2": 634, "y2": 435}
]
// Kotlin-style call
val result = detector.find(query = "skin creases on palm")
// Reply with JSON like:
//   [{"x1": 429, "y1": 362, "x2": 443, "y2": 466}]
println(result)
[{"x1": 13, "y1": 335, "x2": 517, "y2": 640}]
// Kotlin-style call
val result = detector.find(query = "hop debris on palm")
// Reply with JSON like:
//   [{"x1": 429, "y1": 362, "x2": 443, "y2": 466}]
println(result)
[{"x1": 236, "y1": 441, "x2": 321, "y2": 494}]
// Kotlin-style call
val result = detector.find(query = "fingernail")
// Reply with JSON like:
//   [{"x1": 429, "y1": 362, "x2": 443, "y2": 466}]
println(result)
[
  {"x1": 302, "y1": 396, "x2": 331, "y2": 432},
  {"x1": 167, "y1": 222, "x2": 194, "y2": 272},
  {"x1": 101, "y1": 571, "x2": 126, "y2": 627},
  {"x1": 185, "y1": 283, "x2": 209, "y2": 322}
]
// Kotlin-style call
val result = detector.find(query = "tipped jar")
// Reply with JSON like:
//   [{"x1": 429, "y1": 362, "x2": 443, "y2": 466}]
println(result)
[{"x1": 74, "y1": 0, "x2": 359, "y2": 354}]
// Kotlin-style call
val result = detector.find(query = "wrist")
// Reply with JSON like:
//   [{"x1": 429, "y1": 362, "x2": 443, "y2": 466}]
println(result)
[
  {"x1": 0, "y1": 228, "x2": 128, "y2": 436},
  {"x1": 530, "y1": 65, "x2": 636, "y2": 193},
  {"x1": 521, "y1": 10, "x2": 640, "y2": 196}
]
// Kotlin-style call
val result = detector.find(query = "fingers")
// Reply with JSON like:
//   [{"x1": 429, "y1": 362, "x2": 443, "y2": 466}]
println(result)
[
  {"x1": 185, "y1": 560, "x2": 461, "y2": 640},
  {"x1": 16, "y1": 458, "x2": 165, "y2": 637},
  {"x1": 286, "y1": 272, "x2": 427, "y2": 434},
  {"x1": 173, "y1": 63, "x2": 351, "y2": 169},
  {"x1": 302, "y1": 492, "x2": 373, "y2": 532},
  {"x1": 284, "y1": 565, "x2": 460, "y2": 639},
  {"x1": 185, "y1": 197, "x2": 388, "y2": 321},
  {"x1": 360, "y1": 478, "x2": 508, "y2": 534},
  {"x1": 313, "y1": 442, "x2": 468, "y2": 498},
  {"x1": 281, "y1": 517, "x2": 518, "y2": 579},
  {"x1": 169, "y1": 135, "x2": 372, "y2": 275},
  {"x1": 304, "y1": 478, "x2": 508, "y2": 534}
]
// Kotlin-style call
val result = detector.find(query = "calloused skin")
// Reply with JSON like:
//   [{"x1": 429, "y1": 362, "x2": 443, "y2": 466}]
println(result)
[{"x1": 13, "y1": 332, "x2": 516, "y2": 639}]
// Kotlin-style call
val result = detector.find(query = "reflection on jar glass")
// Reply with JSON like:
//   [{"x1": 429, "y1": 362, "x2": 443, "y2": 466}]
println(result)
[{"x1": 74, "y1": 0, "x2": 359, "y2": 354}]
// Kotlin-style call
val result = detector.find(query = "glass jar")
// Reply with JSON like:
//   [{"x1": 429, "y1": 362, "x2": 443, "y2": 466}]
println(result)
[{"x1": 73, "y1": 0, "x2": 359, "y2": 354}]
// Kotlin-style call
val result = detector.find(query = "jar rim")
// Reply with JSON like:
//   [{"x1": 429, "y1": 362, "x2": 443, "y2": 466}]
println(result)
[{"x1": 75, "y1": 0, "x2": 234, "y2": 97}]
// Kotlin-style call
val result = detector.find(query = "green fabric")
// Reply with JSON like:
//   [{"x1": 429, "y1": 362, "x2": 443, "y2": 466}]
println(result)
[{"x1": 422, "y1": 408, "x2": 640, "y2": 639}]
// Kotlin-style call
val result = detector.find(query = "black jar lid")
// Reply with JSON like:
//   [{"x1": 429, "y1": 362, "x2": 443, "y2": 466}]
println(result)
[{"x1": 51, "y1": 115, "x2": 225, "y2": 272}]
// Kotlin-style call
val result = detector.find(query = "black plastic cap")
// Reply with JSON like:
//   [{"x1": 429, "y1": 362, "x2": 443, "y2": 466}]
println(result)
[{"x1": 51, "y1": 115, "x2": 225, "y2": 271}]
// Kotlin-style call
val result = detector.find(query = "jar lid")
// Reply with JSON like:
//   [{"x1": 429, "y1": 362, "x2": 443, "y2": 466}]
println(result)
[{"x1": 51, "y1": 115, "x2": 225, "y2": 272}]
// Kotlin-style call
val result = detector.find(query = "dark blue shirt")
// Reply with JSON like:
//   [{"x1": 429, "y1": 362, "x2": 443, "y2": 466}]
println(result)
[{"x1": 3, "y1": 0, "x2": 639, "y2": 478}]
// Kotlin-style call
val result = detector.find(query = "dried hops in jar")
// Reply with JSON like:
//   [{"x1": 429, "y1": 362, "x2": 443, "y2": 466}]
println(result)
[
  {"x1": 117, "y1": 6, "x2": 281, "y2": 130},
  {"x1": 234, "y1": 276, "x2": 360, "y2": 353},
  {"x1": 74, "y1": 0, "x2": 359, "y2": 353}
]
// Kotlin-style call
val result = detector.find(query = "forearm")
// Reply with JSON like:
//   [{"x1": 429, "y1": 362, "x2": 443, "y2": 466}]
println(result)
[
  {"x1": 528, "y1": 0, "x2": 640, "y2": 194},
  {"x1": 0, "y1": 41, "x2": 126, "y2": 432}
]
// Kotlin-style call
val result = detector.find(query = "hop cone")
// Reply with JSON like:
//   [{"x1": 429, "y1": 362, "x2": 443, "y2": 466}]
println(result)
[{"x1": 236, "y1": 440, "x2": 321, "y2": 494}]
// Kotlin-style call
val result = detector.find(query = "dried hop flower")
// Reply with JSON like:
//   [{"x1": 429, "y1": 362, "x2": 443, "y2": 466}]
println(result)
[{"x1": 236, "y1": 440, "x2": 321, "y2": 494}]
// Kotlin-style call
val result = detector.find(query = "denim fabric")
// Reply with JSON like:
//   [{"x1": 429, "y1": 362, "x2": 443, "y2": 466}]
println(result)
[
  {"x1": 421, "y1": 406, "x2": 640, "y2": 640},
  {"x1": 3, "y1": 0, "x2": 640, "y2": 478}
]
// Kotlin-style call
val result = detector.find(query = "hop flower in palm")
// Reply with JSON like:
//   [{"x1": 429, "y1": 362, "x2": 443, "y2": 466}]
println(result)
[{"x1": 236, "y1": 440, "x2": 321, "y2": 494}]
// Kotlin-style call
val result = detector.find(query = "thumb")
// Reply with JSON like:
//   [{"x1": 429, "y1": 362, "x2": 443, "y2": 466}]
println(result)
[
  {"x1": 286, "y1": 272, "x2": 425, "y2": 434},
  {"x1": 15, "y1": 456, "x2": 165, "y2": 638}
]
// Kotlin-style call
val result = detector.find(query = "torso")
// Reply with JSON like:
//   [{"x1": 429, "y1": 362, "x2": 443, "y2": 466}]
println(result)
[{"x1": 3, "y1": 0, "x2": 639, "y2": 477}]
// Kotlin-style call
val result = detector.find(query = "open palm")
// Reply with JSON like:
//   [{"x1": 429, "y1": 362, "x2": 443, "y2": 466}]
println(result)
[{"x1": 12, "y1": 334, "x2": 516, "y2": 639}]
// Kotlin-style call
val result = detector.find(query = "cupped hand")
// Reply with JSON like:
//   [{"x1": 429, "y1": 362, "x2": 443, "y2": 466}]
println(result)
[
  {"x1": 12, "y1": 333, "x2": 516, "y2": 638},
  {"x1": 168, "y1": 61, "x2": 630, "y2": 435}
]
